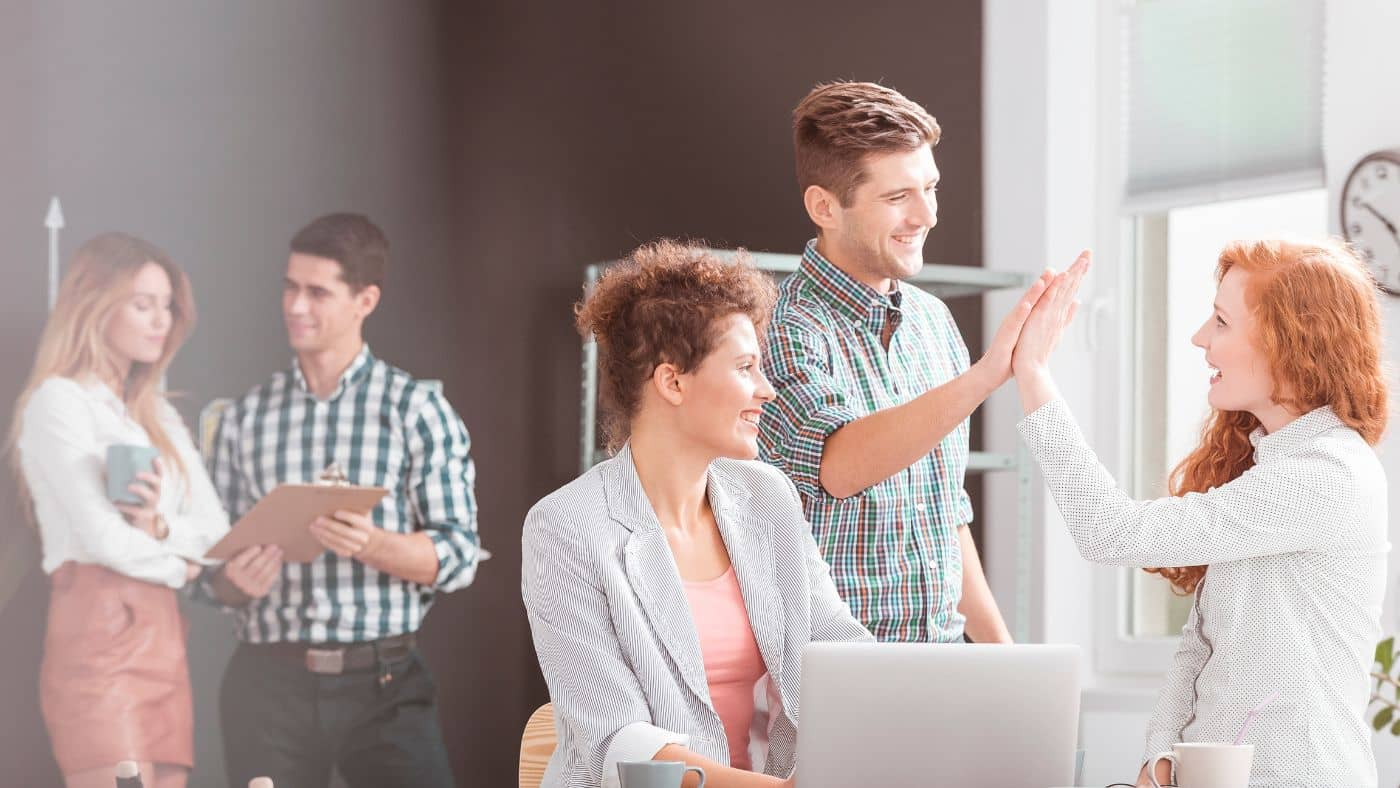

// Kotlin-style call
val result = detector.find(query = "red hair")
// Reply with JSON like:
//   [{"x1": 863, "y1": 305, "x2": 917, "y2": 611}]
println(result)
[{"x1": 1148, "y1": 239, "x2": 1389, "y2": 595}]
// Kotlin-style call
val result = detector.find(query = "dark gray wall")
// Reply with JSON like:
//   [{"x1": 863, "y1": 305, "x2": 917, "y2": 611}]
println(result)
[
  {"x1": 440, "y1": 2, "x2": 985, "y2": 785},
  {"x1": 0, "y1": 1, "x2": 982, "y2": 785},
  {"x1": 0, "y1": 2, "x2": 459, "y2": 785}
]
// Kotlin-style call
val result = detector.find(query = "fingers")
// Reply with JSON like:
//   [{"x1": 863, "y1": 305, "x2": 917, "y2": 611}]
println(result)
[
  {"x1": 330, "y1": 509, "x2": 373, "y2": 529},
  {"x1": 1058, "y1": 250, "x2": 1091, "y2": 313},
  {"x1": 127, "y1": 479, "x2": 160, "y2": 508},
  {"x1": 994, "y1": 270, "x2": 1055, "y2": 350},
  {"x1": 134, "y1": 469, "x2": 162, "y2": 491},
  {"x1": 243, "y1": 545, "x2": 283, "y2": 576},
  {"x1": 230, "y1": 544, "x2": 262, "y2": 569},
  {"x1": 224, "y1": 545, "x2": 283, "y2": 597},
  {"x1": 1020, "y1": 269, "x2": 1054, "y2": 309},
  {"x1": 310, "y1": 517, "x2": 369, "y2": 557},
  {"x1": 243, "y1": 547, "x2": 283, "y2": 593}
]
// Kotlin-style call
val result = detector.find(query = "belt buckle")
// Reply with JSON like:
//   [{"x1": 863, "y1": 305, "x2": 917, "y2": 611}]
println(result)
[{"x1": 305, "y1": 647, "x2": 346, "y2": 674}]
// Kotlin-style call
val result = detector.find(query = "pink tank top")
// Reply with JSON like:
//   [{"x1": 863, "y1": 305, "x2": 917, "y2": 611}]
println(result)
[{"x1": 683, "y1": 565, "x2": 767, "y2": 770}]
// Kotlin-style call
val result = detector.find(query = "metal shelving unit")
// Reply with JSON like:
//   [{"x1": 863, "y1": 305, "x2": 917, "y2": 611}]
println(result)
[{"x1": 578, "y1": 250, "x2": 1035, "y2": 640}]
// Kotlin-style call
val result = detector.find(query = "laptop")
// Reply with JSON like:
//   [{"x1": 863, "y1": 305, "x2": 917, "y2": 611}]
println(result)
[{"x1": 794, "y1": 642, "x2": 1081, "y2": 787}]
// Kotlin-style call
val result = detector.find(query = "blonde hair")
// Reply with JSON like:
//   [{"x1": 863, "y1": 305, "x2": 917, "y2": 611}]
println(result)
[{"x1": 8, "y1": 232, "x2": 197, "y2": 524}]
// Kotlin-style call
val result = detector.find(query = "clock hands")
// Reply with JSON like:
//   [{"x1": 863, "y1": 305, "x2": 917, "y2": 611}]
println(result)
[{"x1": 1360, "y1": 200, "x2": 1400, "y2": 244}]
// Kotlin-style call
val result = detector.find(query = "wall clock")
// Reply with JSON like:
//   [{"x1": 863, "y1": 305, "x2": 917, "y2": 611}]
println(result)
[{"x1": 1341, "y1": 148, "x2": 1400, "y2": 295}]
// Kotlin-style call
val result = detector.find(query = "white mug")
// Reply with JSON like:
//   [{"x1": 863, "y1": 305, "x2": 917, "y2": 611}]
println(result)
[{"x1": 1147, "y1": 742, "x2": 1253, "y2": 788}]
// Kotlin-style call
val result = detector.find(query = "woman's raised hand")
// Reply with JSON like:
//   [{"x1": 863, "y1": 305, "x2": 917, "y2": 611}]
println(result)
[{"x1": 1011, "y1": 250, "x2": 1090, "y2": 378}]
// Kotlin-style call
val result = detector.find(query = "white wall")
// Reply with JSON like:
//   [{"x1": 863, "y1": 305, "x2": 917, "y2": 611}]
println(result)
[
  {"x1": 986, "y1": 0, "x2": 1400, "y2": 784},
  {"x1": 1324, "y1": 2, "x2": 1400, "y2": 783},
  {"x1": 985, "y1": 0, "x2": 1153, "y2": 781},
  {"x1": 0, "y1": 3, "x2": 456, "y2": 785}
]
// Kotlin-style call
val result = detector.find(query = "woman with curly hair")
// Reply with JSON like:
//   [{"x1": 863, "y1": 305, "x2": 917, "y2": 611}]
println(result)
[
  {"x1": 1014, "y1": 241, "x2": 1388, "y2": 786},
  {"x1": 522, "y1": 240, "x2": 873, "y2": 788}
]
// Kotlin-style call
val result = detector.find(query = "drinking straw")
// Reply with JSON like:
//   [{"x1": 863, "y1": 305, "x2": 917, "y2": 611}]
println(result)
[{"x1": 1233, "y1": 692, "x2": 1280, "y2": 745}]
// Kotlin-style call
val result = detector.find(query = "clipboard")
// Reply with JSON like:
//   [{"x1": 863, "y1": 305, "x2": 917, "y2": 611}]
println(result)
[{"x1": 205, "y1": 484, "x2": 388, "y2": 564}]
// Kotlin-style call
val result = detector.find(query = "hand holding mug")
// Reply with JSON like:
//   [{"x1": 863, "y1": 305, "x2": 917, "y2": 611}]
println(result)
[
  {"x1": 113, "y1": 456, "x2": 167, "y2": 538},
  {"x1": 616, "y1": 761, "x2": 706, "y2": 788}
]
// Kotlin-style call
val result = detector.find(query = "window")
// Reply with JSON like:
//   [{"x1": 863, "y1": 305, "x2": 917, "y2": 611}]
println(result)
[{"x1": 1124, "y1": 188, "x2": 1330, "y2": 638}]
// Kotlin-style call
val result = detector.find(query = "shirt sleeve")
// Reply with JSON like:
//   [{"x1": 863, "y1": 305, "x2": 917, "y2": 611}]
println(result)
[
  {"x1": 1018, "y1": 398, "x2": 1351, "y2": 566},
  {"x1": 932, "y1": 296, "x2": 975, "y2": 525},
  {"x1": 1143, "y1": 599, "x2": 1212, "y2": 761},
  {"x1": 18, "y1": 379, "x2": 188, "y2": 588},
  {"x1": 405, "y1": 387, "x2": 480, "y2": 592},
  {"x1": 775, "y1": 471, "x2": 873, "y2": 644},
  {"x1": 760, "y1": 316, "x2": 861, "y2": 499},
  {"x1": 157, "y1": 401, "x2": 231, "y2": 563},
  {"x1": 188, "y1": 401, "x2": 248, "y2": 609},
  {"x1": 207, "y1": 401, "x2": 247, "y2": 520},
  {"x1": 522, "y1": 504, "x2": 689, "y2": 788}
]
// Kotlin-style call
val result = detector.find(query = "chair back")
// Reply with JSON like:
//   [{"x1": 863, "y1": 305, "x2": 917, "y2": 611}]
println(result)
[{"x1": 519, "y1": 702, "x2": 556, "y2": 788}]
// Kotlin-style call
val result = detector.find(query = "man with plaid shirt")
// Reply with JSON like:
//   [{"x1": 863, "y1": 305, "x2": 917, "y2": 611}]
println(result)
[
  {"x1": 200, "y1": 213, "x2": 479, "y2": 787},
  {"x1": 759, "y1": 82, "x2": 1049, "y2": 643}
]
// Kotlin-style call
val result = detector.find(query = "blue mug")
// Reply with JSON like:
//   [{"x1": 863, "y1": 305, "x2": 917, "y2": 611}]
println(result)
[
  {"x1": 617, "y1": 761, "x2": 705, "y2": 788},
  {"x1": 106, "y1": 444, "x2": 159, "y2": 505}
]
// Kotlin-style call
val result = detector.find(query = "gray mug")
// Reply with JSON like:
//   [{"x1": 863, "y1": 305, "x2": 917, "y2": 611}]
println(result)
[
  {"x1": 106, "y1": 444, "x2": 159, "y2": 505},
  {"x1": 617, "y1": 761, "x2": 705, "y2": 788}
]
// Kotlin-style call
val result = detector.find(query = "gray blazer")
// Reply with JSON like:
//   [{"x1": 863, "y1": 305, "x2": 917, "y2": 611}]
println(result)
[{"x1": 522, "y1": 446, "x2": 873, "y2": 787}]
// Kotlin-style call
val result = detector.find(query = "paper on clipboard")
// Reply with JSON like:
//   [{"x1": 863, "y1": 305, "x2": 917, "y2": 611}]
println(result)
[{"x1": 205, "y1": 484, "x2": 388, "y2": 564}]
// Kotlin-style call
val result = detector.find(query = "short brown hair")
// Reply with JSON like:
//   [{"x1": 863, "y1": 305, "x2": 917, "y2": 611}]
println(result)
[
  {"x1": 793, "y1": 81, "x2": 941, "y2": 205},
  {"x1": 290, "y1": 213, "x2": 390, "y2": 291},
  {"x1": 576, "y1": 240, "x2": 778, "y2": 451}
]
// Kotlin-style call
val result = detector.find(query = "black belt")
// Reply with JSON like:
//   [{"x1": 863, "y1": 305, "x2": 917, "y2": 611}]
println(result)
[{"x1": 246, "y1": 632, "x2": 416, "y2": 675}]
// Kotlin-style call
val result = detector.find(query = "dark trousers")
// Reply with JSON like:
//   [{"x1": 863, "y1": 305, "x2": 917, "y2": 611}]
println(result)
[{"x1": 220, "y1": 643, "x2": 455, "y2": 788}]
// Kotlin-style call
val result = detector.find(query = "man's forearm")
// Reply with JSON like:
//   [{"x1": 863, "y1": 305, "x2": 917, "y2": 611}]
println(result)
[
  {"x1": 819, "y1": 361, "x2": 1001, "y2": 498},
  {"x1": 361, "y1": 530, "x2": 440, "y2": 586},
  {"x1": 957, "y1": 525, "x2": 1013, "y2": 644}
]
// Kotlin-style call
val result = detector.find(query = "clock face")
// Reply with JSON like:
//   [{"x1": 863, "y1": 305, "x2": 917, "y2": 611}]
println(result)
[{"x1": 1341, "y1": 149, "x2": 1400, "y2": 295}]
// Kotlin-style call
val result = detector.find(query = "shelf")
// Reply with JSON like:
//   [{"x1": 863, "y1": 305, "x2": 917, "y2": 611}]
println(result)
[
  {"x1": 967, "y1": 451, "x2": 1017, "y2": 473},
  {"x1": 586, "y1": 250, "x2": 1033, "y2": 298},
  {"x1": 582, "y1": 447, "x2": 1019, "y2": 475}
]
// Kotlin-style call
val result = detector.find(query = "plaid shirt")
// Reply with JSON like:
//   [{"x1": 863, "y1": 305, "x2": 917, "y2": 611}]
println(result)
[
  {"x1": 206, "y1": 344, "x2": 480, "y2": 643},
  {"x1": 759, "y1": 240, "x2": 972, "y2": 643}
]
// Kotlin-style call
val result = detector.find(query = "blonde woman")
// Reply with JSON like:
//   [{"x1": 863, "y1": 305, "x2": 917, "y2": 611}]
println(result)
[{"x1": 9, "y1": 233, "x2": 234, "y2": 788}]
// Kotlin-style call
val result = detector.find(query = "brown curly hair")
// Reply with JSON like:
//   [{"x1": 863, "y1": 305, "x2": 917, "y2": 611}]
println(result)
[
  {"x1": 1147, "y1": 239, "x2": 1389, "y2": 595},
  {"x1": 793, "y1": 81, "x2": 941, "y2": 206},
  {"x1": 576, "y1": 240, "x2": 778, "y2": 452}
]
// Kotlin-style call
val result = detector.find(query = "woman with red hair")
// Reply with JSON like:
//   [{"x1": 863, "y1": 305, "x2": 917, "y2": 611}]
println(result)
[{"x1": 1014, "y1": 241, "x2": 1388, "y2": 787}]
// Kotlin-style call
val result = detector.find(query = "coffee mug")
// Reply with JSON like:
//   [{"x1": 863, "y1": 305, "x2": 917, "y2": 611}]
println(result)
[
  {"x1": 617, "y1": 760, "x2": 706, "y2": 788},
  {"x1": 1147, "y1": 742, "x2": 1253, "y2": 788},
  {"x1": 106, "y1": 444, "x2": 160, "y2": 505}
]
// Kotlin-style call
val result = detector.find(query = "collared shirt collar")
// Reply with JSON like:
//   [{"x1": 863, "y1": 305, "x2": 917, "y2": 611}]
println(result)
[
  {"x1": 291, "y1": 344, "x2": 375, "y2": 401},
  {"x1": 1250, "y1": 405, "x2": 1346, "y2": 463},
  {"x1": 799, "y1": 239, "x2": 903, "y2": 335}
]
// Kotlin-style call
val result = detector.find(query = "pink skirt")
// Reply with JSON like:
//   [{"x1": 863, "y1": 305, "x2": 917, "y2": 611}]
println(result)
[{"x1": 40, "y1": 562, "x2": 194, "y2": 775}]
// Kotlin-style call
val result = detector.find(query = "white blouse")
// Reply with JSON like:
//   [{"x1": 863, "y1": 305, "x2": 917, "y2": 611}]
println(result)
[
  {"x1": 18, "y1": 376, "x2": 230, "y2": 589},
  {"x1": 1020, "y1": 400, "x2": 1387, "y2": 788}
]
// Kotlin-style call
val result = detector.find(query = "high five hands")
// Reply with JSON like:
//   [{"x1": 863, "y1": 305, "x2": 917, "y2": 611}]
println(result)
[
  {"x1": 977, "y1": 250, "x2": 1092, "y2": 409},
  {"x1": 1012, "y1": 250, "x2": 1091, "y2": 413}
]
